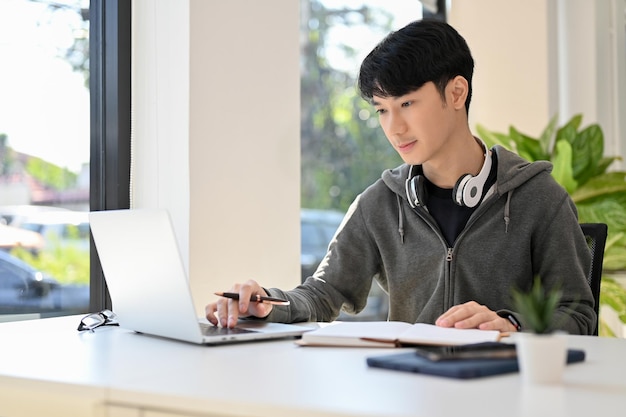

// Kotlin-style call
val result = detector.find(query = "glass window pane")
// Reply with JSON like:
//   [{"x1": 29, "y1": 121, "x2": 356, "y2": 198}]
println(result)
[
  {"x1": 300, "y1": 0, "x2": 421, "y2": 214},
  {"x1": 0, "y1": 0, "x2": 90, "y2": 318},
  {"x1": 300, "y1": 0, "x2": 424, "y2": 320}
]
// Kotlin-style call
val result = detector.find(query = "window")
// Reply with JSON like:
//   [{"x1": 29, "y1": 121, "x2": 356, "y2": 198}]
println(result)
[
  {"x1": 0, "y1": 0, "x2": 91, "y2": 318},
  {"x1": 299, "y1": 0, "x2": 434, "y2": 320},
  {"x1": 300, "y1": 0, "x2": 431, "y2": 213},
  {"x1": 0, "y1": 0, "x2": 130, "y2": 319}
]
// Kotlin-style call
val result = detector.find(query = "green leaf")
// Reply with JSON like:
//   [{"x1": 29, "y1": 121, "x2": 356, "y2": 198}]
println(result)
[
  {"x1": 600, "y1": 279, "x2": 626, "y2": 321},
  {"x1": 604, "y1": 245, "x2": 626, "y2": 271},
  {"x1": 556, "y1": 123, "x2": 577, "y2": 147},
  {"x1": 538, "y1": 114, "x2": 558, "y2": 154},
  {"x1": 512, "y1": 276, "x2": 562, "y2": 334},
  {"x1": 551, "y1": 140, "x2": 578, "y2": 193},
  {"x1": 511, "y1": 127, "x2": 547, "y2": 161},
  {"x1": 570, "y1": 124, "x2": 604, "y2": 185},
  {"x1": 571, "y1": 172, "x2": 626, "y2": 203},
  {"x1": 577, "y1": 200, "x2": 626, "y2": 235},
  {"x1": 595, "y1": 156, "x2": 622, "y2": 177},
  {"x1": 605, "y1": 232, "x2": 625, "y2": 252},
  {"x1": 558, "y1": 114, "x2": 583, "y2": 137},
  {"x1": 476, "y1": 124, "x2": 513, "y2": 150}
]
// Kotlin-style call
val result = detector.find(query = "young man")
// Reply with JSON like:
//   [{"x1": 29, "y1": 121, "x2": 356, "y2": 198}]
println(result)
[{"x1": 205, "y1": 19, "x2": 596, "y2": 335}]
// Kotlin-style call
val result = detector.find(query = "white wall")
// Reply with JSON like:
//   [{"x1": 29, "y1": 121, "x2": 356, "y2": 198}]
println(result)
[
  {"x1": 132, "y1": 0, "x2": 191, "y2": 268},
  {"x1": 132, "y1": 0, "x2": 301, "y2": 316},
  {"x1": 449, "y1": 0, "x2": 554, "y2": 137},
  {"x1": 555, "y1": 0, "x2": 626, "y2": 166},
  {"x1": 449, "y1": 0, "x2": 626, "y2": 166},
  {"x1": 188, "y1": 0, "x2": 301, "y2": 313}
]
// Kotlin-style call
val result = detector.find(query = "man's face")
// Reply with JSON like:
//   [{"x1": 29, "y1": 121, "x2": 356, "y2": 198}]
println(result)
[{"x1": 372, "y1": 81, "x2": 458, "y2": 166}]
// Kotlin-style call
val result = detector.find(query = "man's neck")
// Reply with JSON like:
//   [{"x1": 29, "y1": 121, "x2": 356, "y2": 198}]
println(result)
[{"x1": 422, "y1": 134, "x2": 485, "y2": 189}]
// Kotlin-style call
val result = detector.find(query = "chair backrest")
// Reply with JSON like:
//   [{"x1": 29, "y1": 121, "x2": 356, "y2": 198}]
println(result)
[{"x1": 579, "y1": 223, "x2": 608, "y2": 336}]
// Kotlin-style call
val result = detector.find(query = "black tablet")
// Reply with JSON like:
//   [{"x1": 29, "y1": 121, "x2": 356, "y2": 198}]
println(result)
[{"x1": 366, "y1": 348, "x2": 585, "y2": 379}]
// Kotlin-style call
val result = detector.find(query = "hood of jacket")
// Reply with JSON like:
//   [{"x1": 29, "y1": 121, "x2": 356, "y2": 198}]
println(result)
[
  {"x1": 380, "y1": 145, "x2": 554, "y2": 240},
  {"x1": 381, "y1": 145, "x2": 552, "y2": 200}
]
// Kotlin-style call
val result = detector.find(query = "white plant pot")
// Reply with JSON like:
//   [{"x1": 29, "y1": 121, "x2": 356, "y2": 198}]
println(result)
[{"x1": 515, "y1": 332, "x2": 567, "y2": 384}]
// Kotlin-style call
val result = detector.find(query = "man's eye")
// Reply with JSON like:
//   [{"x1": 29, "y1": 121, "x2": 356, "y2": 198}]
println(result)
[
  {"x1": 401, "y1": 101, "x2": 412, "y2": 108},
  {"x1": 375, "y1": 108, "x2": 386, "y2": 115}
]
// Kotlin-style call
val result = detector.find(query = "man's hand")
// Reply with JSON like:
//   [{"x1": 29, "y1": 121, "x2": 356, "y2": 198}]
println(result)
[
  {"x1": 205, "y1": 279, "x2": 273, "y2": 328},
  {"x1": 435, "y1": 301, "x2": 518, "y2": 332}
]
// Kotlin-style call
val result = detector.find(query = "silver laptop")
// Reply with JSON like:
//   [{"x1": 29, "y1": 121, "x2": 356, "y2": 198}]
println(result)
[{"x1": 88, "y1": 208, "x2": 311, "y2": 345}]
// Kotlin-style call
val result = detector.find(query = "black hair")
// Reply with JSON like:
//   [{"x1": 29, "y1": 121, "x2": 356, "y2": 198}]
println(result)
[{"x1": 357, "y1": 19, "x2": 474, "y2": 113}]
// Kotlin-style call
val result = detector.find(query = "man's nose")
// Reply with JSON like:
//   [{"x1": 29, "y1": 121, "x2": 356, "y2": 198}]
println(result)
[{"x1": 386, "y1": 112, "x2": 407, "y2": 136}]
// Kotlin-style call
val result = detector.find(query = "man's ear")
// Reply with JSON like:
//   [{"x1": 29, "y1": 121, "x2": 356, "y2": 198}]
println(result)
[{"x1": 449, "y1": 76, "x2": 469, "y2": 110}]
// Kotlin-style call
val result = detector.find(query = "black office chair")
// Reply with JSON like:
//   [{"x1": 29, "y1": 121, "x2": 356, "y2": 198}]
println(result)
[{"x1": 580, "y1": 223, "x2": 608, "y2": 336}]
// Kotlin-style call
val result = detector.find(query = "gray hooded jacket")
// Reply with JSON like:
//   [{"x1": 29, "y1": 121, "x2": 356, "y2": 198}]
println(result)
[{"x1": 266, "y1": 145, "x2": 596, "y2": 335}]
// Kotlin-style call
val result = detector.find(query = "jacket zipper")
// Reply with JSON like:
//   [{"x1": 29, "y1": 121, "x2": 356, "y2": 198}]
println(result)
[
  {"x1": 414, "y1": 206, "x2": 456, "y2": 310},
  {"x1": 410, "y1": 185, "x2": 499, "y2": 313}
]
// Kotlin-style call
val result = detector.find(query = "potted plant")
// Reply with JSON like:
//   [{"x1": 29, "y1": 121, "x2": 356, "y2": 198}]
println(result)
[{"x1": 511, "y1": 276, "x2": 568, "y2": 384}]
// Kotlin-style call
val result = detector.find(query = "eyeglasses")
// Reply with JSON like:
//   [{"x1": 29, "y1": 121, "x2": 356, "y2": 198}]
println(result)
[{"x1": 77, "y1": 309, "x2": 119, "y2": 332}]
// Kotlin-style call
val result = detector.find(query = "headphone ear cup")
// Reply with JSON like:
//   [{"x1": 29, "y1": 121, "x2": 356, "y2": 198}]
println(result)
[
  {"x1": 453, "y1": 174, "x2": 471, "y2": 207},
  {"x1": 453, "y1": 138, "x2": 493, "y2": 208}
]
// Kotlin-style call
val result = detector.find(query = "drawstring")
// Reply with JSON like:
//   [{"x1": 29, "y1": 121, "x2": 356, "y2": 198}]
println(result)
[
  {"x1": 504, "y1": 190, "x2": 513, "y2": 233},
  {"x1": 396, "y1": 194, "x2": 405, "y2": 244}
]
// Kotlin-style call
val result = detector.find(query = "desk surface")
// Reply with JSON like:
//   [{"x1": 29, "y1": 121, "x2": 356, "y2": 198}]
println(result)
[{"x1": 0, "y1": 315, "x2": 625, "y2": 417}]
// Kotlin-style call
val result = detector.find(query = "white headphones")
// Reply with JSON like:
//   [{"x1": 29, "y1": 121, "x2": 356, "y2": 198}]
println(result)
[
  {"x1": 405, "y1": 166, "x2": 427, "y2": 208},
  {"x1": 405, "y1": 138, "x2": 492, "y2": 209}
]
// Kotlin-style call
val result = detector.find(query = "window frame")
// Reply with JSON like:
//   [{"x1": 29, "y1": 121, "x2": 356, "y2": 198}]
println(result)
[{"x1": 89, "y1": 0, "x2": 131, "y2": 311}]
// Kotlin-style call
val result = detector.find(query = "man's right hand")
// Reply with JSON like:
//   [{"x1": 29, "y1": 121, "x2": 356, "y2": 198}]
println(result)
[{"x1": 205, "y1": 279, "x2": 273, "y2": 328}]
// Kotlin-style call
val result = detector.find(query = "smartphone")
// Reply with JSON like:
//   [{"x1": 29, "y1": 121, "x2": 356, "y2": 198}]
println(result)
[{"x1": 414, "y1": 342, "x2": 517, "y2": 362}]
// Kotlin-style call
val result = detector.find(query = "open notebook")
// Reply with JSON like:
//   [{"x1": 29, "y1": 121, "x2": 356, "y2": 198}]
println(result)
[
  {"x1": 89, "y1": 208, "x2": 311, "y2": 345},
  {"x1": 297, "y1": 321, "x2": 503, "y2": 347}
]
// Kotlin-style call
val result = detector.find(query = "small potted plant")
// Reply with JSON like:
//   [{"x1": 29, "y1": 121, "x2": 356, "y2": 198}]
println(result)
[{"x1": 511, "y1": 276, "x2": 568, "y2": 384}]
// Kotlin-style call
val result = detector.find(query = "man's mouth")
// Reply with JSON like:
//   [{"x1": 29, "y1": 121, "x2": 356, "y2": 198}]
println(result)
[{"x1": 397, "y1": 140, "x2": 417, "y2": 153}]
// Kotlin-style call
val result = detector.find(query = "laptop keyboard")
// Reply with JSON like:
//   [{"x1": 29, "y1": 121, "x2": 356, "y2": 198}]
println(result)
[{"x1": 199, "y1": 322, "x2": 255, "y2": 335}]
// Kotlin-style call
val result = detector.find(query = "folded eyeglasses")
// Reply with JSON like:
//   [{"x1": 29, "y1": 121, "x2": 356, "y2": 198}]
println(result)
[{"x1": 77, "y1": 309, "x2": 119, "y2": 332}]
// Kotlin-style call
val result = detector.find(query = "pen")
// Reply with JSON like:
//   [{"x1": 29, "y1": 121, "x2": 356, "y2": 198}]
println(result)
[{"x1": 214, "y1": 292, "x2": 290, "y2": 306}]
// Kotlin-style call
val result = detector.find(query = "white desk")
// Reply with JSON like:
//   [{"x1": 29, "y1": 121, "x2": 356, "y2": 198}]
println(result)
[{"x1": 0, "y1": 315, "x2": 625, "y2": 417}]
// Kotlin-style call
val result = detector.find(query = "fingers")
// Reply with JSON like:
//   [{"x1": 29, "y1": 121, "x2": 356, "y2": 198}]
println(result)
[
  {"x1": 216, "y1": 283, "x2": 244, "y2": 328},
  {"x1": 204, "y1": 280, "x2": 273, "y2": 328},
  {"x1": 435, "y1": 302, "x2": 476, "y2": 328},
  {"x1": 436, "y1": 301, "x2": 516, "y2": 332},
  {"x1": 205, "y1": 298, "x2": 238, "y2": 328},
  {"x1": 435, "y1": 301, "x2": 490, "y2": 329},
  {"x1": 478, "y1": 317, "x2": 515, "y2": 332},
  {"x1": 205, "y1": 302, "x2": 219, "y2": 326}
]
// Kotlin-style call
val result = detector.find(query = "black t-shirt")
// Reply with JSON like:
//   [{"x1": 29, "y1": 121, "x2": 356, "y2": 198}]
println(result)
[{"x1": 425, "y1": 153, "x2": 498, "y2": 247}]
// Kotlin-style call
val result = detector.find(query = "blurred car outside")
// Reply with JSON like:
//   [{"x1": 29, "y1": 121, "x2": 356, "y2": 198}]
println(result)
[
  {"x1": 11, "y1": 210, "x2": 90, "y2": 252},
  {"x1": 300, "y1": 208, "x2": 388, "y2": 321},
  {"x1": 0, "y1": 250, "x2": 88, "y2": 314},
  {"x1": 300, "y1": 208, "x2": 345, "y2": 280},
  {"x1": 0, "y1": 223, "x2": 44, "y2": 253}
]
